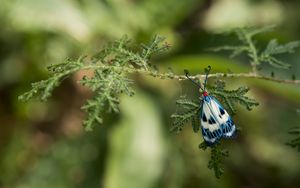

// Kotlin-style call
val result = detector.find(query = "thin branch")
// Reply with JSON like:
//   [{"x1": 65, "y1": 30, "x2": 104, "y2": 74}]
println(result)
[
  {"x1": 181, "y1": 72, "x2": 300, "y2": 84},
  {"x1": 80, "y1": 64, "x2": 300, "y2": 84},
  {"x1": 245, "y1": 34, "x2": 259, "y2": 73}
]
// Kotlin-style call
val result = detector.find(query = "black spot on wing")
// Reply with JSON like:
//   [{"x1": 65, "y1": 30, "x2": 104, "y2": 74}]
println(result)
[
  {"x1": 201, "y1": 127, "x2": 207, "y2": 136},
  {"x1": 221, "y1": 118, "x2": 236, "y2": 134},
  {"x1": 219, "y1": 107, "x2": 225, "y2": 115},
  {"x1": 211, "y1": 117, "x2": 216, "y2": 124},
  {"x1": 208, "y1": 117, "x2": 216, "y2": 124},
  {"x1": 202, "y1": 113, "x2": 207, "y2": 122}
]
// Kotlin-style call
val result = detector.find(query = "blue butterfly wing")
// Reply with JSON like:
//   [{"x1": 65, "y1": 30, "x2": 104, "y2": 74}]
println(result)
[
  {"x1": 210, "y1": 96, "x2": 236, "y2": 138},
  {"x1": 221, "y1": 117, "x2": 236, "y2": 138},
  {"x1": 200, "y1": 96, "x2": 236, "y2": 146},
  {"x1": 200, "y1": 96, "x2": 223, "y2": 146}
]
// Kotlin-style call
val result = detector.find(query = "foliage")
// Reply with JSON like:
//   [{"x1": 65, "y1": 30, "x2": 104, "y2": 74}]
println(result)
[
  {"x1": 19, "y1": 35, "x2": 169, "y2": 130},
  {"x1": 171, "y1": 80, "x2": 258, "y2": 178},
  {"x1": 286, "y1": 110, "x2": 300, "y2": 152},
  {"x1": 208, "y1": 80, "x2": 259, "y2": 114},
  {"x1": 171, "y1": 80, "x2": 258, "y2": 133},
  {"x1": 170, "y1": 96, "x2": 201, "y2": 133},
  {"x1": 199, "y1": 142, "x2": 229, "y2": 179},
  {"x1": 286, "y1": 127, "x2": 300, "y2": 152},
  {"x1": 18, "y1": 27, "x2": 299, "y2": 179},
  {"x1": 211, "y1": 26, "x2": 300, "y2": 71}
]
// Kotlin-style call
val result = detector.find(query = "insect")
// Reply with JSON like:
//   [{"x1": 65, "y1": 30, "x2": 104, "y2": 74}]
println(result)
[{"x1": 185, "y1": 66, "x2": 236, "y2": 146}]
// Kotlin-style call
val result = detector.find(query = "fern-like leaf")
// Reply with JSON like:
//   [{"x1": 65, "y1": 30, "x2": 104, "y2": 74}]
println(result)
[
  {"x1": 208, "y1": 146, "x2": 229, "y2": 179},
  {"x1": 236, "y1": 25, "x2": 275, "y2": 39},
  {"x1": 19, "y1": 58, "x2": 85, "y2": 102},
  {"x1": 170, "y1": 96, "x2": 200, "y2": 133},
  {"x1": 210, "y1": 45, "x2": 249, "y2": 58},
  {"x1": 199, "y1": 142, "x2": 229, "y2": 178},
  {"x1": 286, "y1": 127, "x2": 300, "y2": 152},
  {"x1": 212, "y1": 26, "x2": 300, "y2": 70},
  {"x1": 208, "y1": 80, "x2": 259, "y2": 114},
  {"x1": 259, "y1": 39, "x2": 300, "y2": 69},
  {"x1": 263, "y1": 39, "x2": 300, "y2": 55},
  {"x1": 81, "y1": 93, "x2": 105, "y2": 131},
  {"x1": 19, "y1": 35, "x2": 168, "y2": 130},
  {"x1": 286, "y1": 110, "x2": 300, "y2": 152}
]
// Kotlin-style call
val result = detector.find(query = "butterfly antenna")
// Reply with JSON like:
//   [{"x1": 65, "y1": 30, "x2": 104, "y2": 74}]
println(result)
[
  {"x1": 203, "y1": 66, "x2": 211, "y2": 91},
  {"x1": 184, "y1": 70, "x2": 203, "y2": 90}
]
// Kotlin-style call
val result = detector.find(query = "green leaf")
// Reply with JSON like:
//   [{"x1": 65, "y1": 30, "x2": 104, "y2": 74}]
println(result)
[
  {"x1": 18, "y1": 77, "x2": 61, "y2": 102},
  {"x1": 208, "y1": 146, "x2": 229, "y2": 179},
  {"x1": 81, "y1": 93, "x2": 105, "y2": 131},
  {"x1": 286, "y1": 127, "x2": 300, "y2": 152},
  {"x1": 209, "y1": 45, "x2": 249, "y2": 58},
  {"x1": 260, "y1": 56, "x2": 291, "y2": 69},
  {"x1": 170, "y1": 96, "x2": 200, "y2": 133},
  {"x1": 18, "y1": 59, "x2": 84, "y2": 102},
  {"x1": 259, "y1": 39, "x2": 300, "y2": 69},
  {"x1": 212, "y1": 25, "x2": 300, "y2": 70},
  {"x1": 237, "y1": 25, "x2": 275, "y2": 38},
  {"x1": 263, "y1": 39, "x2": 300, "y2": 55},
  {"x1": 198, "y1": 142, "x2": 229, "y2": 179},
  {"x1": 208, "y1": 81, "x2": 259, "y2": 114},
  {"x1": 19, "y1": 35, "x2": 168, "y2": 130},
  {"x1": 141, "y1": 35, "x2": 167, "y2": 59},
  {"x1": 198, "y1": 141, "x2": 208, "y2": 150}
]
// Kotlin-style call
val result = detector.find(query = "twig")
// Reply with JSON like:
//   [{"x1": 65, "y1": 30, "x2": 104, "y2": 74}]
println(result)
[
  {"x1": 178, "y1": 72, "x2": 300, "y2": 84},
  {"x1": 81, "y1": 64, "x2": 300, "y2": 84}
]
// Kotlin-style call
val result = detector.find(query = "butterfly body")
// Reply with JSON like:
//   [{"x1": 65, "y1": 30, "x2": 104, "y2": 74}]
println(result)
[
  {"x1": 185, "y1": 67, "x2": 236, "y2": 146},
  {"x1": 200, "y1": 92, "x2": 236, "y2": 146}
]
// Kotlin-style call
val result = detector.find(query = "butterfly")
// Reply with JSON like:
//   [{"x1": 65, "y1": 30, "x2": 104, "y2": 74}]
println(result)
[{"x1": 185, "y1": 66, "x2": 236, "y2": 146}]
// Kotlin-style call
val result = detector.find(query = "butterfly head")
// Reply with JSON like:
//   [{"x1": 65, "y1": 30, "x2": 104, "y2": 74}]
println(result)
[{"x1": 203, "y1": 91, "x2": 209, "y2": 96}]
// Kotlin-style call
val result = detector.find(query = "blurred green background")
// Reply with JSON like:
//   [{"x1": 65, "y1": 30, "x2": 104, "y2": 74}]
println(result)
[{"x1": 0, "y1": 0, "x2": 300, "y2": 187}]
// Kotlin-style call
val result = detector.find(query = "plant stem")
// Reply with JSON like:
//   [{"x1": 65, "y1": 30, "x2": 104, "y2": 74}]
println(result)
[
  {"x1": 79, "y1": 64, "x2": 300, "y2": 84},
  {"x1": 244, "y1": 34, "x2": 259, "y2": 74},
  {"x1": 184, "y1": 72, "x2": 300, "y2": 84}
]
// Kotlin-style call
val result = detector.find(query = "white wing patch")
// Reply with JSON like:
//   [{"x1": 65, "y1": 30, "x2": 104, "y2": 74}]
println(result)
[
  {"x1": 200, "y1": 96, "x2": 236, "y2": 145},
  {"x1": 201, "y1": 101, "x2": 220, "y2": 132},
  {"x1": 209, "y1": 96, "x2": 230, "y2": 124}
]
